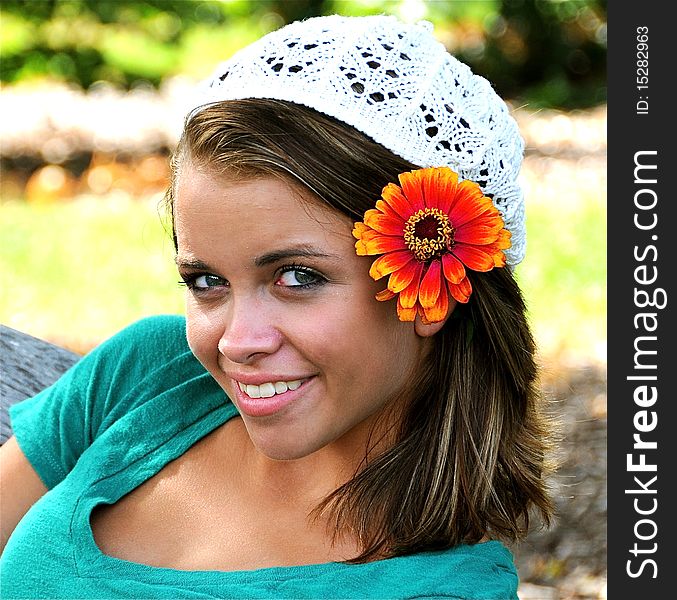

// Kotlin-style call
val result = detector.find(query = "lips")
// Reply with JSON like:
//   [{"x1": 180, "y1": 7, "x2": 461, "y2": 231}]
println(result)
[
  {"x1": 231, "y1": 375, "x2": 314, "y2": 418},
  {"x1": 237, "y1": 378, "x2": 307, "y2": 399}
]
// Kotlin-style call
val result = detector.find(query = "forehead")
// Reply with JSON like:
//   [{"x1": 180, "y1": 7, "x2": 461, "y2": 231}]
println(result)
[{"x1": 174, "y1": 165, "x2": 355, "y2": 255}]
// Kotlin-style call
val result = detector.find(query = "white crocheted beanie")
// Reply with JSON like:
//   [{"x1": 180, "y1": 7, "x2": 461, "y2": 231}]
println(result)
[{"x1": 192, "y1": 14, "x2": 527, "y2": 265}]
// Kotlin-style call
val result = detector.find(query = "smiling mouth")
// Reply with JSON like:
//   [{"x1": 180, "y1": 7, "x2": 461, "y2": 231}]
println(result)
[{"x1": 236, "y1": 379, "x2": 309, "y2": 399}]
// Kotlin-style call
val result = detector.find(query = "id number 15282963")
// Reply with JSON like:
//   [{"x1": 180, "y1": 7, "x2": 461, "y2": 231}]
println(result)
[{"x1": 636, "y1": 26, "x2": 649, "y2": 115}]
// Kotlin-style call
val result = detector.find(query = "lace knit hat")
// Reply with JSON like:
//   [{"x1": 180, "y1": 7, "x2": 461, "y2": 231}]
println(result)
[{"x1": 192, "y1": 14, "x2": 527, "y2": 265}]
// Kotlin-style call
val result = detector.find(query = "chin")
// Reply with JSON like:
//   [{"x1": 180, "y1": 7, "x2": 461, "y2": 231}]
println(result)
[
  {"x1": 243, "y1": 421, "x2": 329, "y2": 462},
  {"x1": 255, "y1": 441, "x2": 323, "y2": 462}
]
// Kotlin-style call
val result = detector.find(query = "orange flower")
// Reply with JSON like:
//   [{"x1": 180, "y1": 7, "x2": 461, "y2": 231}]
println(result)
[{"x1": 353, "y1": 167, "x2": 511, "y2": 323}]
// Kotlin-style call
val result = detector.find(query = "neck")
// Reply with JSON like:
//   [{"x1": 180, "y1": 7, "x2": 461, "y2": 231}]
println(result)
[{"x1": 235, "y1": 404, "x2": 401, "y2": 507}]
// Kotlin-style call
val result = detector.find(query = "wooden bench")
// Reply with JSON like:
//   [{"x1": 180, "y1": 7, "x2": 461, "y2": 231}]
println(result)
[{"x1": 0, "y1": 325, "x2": 80, "y2": 445}]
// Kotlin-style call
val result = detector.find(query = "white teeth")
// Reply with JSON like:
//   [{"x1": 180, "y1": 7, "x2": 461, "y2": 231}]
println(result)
[
  {"x1": 245, "y1": 385, "x2": 261, "y2": 399},
  {"x1": 258, "y1": 383, "x2": 276, "y2": 398},
  {"x1": 238, "y1": 378, "x2": 306, "y2": 399}
]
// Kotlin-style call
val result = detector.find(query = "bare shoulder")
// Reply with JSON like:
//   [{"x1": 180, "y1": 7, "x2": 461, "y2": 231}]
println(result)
[{"x1": 0, "y1": 437, "x2": 48, "y2": 553}]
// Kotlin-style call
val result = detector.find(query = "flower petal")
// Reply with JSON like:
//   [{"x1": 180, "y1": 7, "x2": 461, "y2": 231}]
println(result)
[
  {"x1": 364, "y1": 209, "x2": 405, "y2": 236},
  {"x1": 418, "y1": 260, "x2": 442, "y2": 309},
  {"x1": 368, "y1": 250, "x2": 413, "y2": 280},
  {"x1": 448, "y1": 181, "x2": 495, "y2": 228},
  {"x1": 454, "y1": 218, "x2": 503, "y2": 245},
  {"x1": 462, "y1": 228, "x2": 511, "y2": 267},
  {"x1": 495, "y1": 228, "x2": 512, "y2": 250},
  {"x1": 388, "y1": 258, "x2": 421, "y2": 293},
  {"x1": 441, "y1": 252, "x2": 466, "y2": 284},
  {"x1": 375, "y1": 199, "x2": 404, "y2": 223},
  {"x1": 448, "y1": 277, "x2": 472, "y2": 303},
  {"x1": 422, "y1": 283, "x2": 450, "y2": 323},
  {"x1": 482, "y1": 232, "x2": 511, "y2": 267},
  {"x1": 453, "y1": 244, "x2": 496, "y2": 272},
  {"x1": 397, "y1": 298, "x2": 418, "y2": 322},
  {"x1": 417, "y1": 167, "x2": 440, "y2": 209},
  {"x1": 397, "y1": 262, "x2": 424, "y2": 308},
  {"x1": 398, "y1": 170, "x2": 425, "y2": 212},
  {"x1": 417, "y1": 305, "x2": 432, "y2": 325},
  {"x1": 375, "y1": 288, "x2": 396, "y2": 301},
  {"x1": 382, "y1": 183, "x2": 415, "y2": 221},
  {"x1": 357, "y1": 230, "x2": 408, "y2": 256},
  {"x1": 426, "y1": 167, "x2": 458, "y2": 213},
  {"x1": 352, "y1": 221, "x2": 369, "y2": 239}
]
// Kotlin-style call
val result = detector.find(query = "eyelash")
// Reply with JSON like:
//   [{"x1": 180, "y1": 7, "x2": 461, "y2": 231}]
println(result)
[
  {"x1": 178, "y1": 273, "x2": 226, "y2": 293},
  {"x1": 276, "y1": 265, "x2": 327, "y2": 289},
  {"x1": 178, "y1": 265, "x2": 327, "y2": 294}
]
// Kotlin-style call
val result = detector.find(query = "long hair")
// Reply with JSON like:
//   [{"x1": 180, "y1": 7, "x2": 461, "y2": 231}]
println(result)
[{"x1": 165, "y1": 99, "x2": 554, "y2": 561}]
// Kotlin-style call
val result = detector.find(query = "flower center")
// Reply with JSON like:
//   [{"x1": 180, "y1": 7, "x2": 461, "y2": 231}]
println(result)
[{"x1": 403, "y1": 208, "x2": 454, "y2": 261}]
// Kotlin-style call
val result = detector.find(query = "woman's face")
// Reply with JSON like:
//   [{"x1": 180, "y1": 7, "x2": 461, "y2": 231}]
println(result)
[{"x1": 174, "y1": 164, "x2": 431, "y2": 460}]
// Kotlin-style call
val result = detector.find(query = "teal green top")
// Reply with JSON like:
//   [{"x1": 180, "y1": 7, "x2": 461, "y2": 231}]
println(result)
[{"x1": 2, "y1": 316, "x2": 518, "y2": 599}]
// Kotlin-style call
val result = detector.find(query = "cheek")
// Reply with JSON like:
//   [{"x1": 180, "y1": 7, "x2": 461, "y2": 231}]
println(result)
[
  {"x1": 361, "y1": 299, "x2": 425, "y2": 380},
  {"x1": 185, "y1": 307, "x2": 221, "y2": 368},
  {"x1": 313, "y1": 295, "x2": 420, "y2": 383}
]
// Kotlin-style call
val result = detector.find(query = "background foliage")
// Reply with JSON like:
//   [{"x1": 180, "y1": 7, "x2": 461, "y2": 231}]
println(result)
[
  {"x1": 0, "y1": 0, "x2": 607, "y2": 359},
  {"x1": 1, "y1": 0, "x2": 606, "y2": 108},
  {"x1": 1, "y1": 4, "x2": 607, "y2": 595}
]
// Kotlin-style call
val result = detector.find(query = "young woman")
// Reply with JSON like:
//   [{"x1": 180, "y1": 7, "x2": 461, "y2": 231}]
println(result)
[{"x1": 1, "y1": 15, "x2": 553, "y2": 599}]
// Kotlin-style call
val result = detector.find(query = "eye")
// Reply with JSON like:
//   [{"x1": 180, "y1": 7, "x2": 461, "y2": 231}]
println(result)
[
  {"x1": 194, "y1": 274, "x2": 226, "y2": 289},
  {"x1": 275, "y1": 266, "x2": 325, "y2": 288},
  {"x1": 180, "y1": 273, "x2": 228, "y2": 291}
]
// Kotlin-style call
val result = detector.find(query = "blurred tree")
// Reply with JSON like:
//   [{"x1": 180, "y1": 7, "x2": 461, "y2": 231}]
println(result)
[
  {"x1": 0, "y1": 0, "x2": 291, "y2": 87},
  {"x1": 273, "y1": 0, "x2": 326, "y2": 22},
  {"x1": 455, "y1": 0, "x2": 607, "y2": 108},
  {"x1": 0, "y1": 0, "x2": 606, "y2": 108}
]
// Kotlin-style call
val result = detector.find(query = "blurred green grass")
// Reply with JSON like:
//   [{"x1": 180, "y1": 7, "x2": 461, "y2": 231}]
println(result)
[
  {"x1": 0, "y1": 195, "x2": 184, "y2": 353},
  {"x1": 0, "y1": 192, "x2": 605, "y2": 361},
  {"x1": 516, "y1": 194, "x2": 606, "y2": 364}
]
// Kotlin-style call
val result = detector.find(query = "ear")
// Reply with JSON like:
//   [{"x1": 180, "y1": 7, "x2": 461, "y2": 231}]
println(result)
[{"x1": 414, "y1": 298, "x2": 458, "y2": 337}]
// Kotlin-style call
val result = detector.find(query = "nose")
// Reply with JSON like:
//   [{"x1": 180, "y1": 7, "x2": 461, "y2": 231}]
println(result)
[{"x1": 217, "y1": 298, "x2": 282, "y2": 364}]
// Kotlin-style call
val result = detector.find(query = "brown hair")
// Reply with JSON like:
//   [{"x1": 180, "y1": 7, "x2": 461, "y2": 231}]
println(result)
[{"x1": 165, "y1": 99, "x2": 554, "y2": 561}]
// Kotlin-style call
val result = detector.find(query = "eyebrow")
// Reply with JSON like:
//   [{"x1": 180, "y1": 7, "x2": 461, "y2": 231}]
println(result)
[
  {"x1": 253, "y1": 247, "x2": 339, "y2": 267},
  {"x1": 175, "y1": 247, "x2": 339, "y2": 271},
  {"x1": 174, "y1": 257, "x2": 212, "y2": 271}
]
